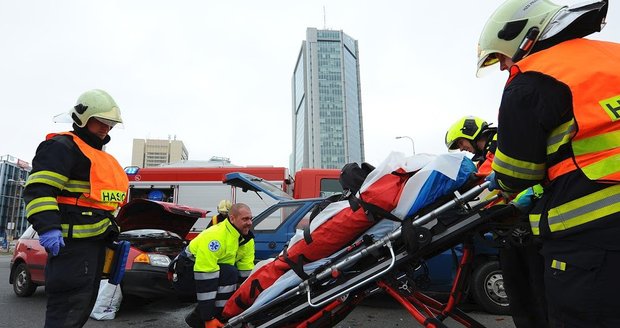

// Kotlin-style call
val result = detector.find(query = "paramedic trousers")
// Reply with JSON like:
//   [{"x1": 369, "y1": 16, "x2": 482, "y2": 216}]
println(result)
[
  {"x1": 499, "y1": 243, "x2": 548, "y2": 328},
  {"x1": 44, "y1": 239, "x2": 107, "y2": 328},
  {"x1": 185, "y1": 264, "x2": 239, "y2": 328},
  {"x1": 542, "y1": 240, "x2": 620, "y2": 328}
]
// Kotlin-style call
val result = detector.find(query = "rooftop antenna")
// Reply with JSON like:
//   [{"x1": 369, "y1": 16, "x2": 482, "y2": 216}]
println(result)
[{"x1": 323, "y1": 5, "x2": 326, "y2": 29}]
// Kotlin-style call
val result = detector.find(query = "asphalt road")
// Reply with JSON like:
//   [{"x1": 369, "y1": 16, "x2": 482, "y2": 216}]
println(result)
[{"x1": 0, "y1": 254, "x2": 515, "y2": 328}]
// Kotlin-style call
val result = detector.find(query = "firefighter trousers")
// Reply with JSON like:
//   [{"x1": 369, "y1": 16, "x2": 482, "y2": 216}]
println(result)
[
  {"x1": 44, "y1": 238, "x2": 106, "y2": 328},
  {"x1": 542, "y1": 240, "x2": 620, "y2": 328},
  {"x1": 499, "y1": 243, "x2": 548, "y2": 328}
]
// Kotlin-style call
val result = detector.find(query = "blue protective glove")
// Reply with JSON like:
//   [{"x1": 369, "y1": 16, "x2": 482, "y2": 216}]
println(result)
[
  {"x1": 485, "y1": 172, "x2": 501, "y2": 191},
  {"x1": 511, "y1": 187, "x2": 536, "y2": 213},
  {"x1": 39, "y1": 230, "x2": 65, "y2": 257}
]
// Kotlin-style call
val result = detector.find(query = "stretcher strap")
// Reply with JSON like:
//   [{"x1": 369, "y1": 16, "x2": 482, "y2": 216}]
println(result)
[
  {"x1": 303, "y1": 226, "x2": 313, "y2": 244},
  {"x1": 348, "y1": 196, "x2": 402, "y2": 223},
  {"x1": 233, "y1": 278, "x2": 264, "y2": 311},
  {"x1": 282, "y1": 247, "x2": 312, "y2": 280}
]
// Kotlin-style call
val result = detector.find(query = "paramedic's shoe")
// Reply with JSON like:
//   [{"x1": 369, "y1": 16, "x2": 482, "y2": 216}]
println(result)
[{"x1": 205, "y1": 318, "x2": 225, "y2": 328}]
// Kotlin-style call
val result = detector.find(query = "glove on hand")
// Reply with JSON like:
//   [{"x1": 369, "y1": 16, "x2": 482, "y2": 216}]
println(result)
[
  {"x1": 485, "y1": 172, "x2": 501, "y2": 191},
  {"x1": 205, "y1": 318, "x2": 225, "y2": 328},
  {"x1": 511, "y1": 187, "x2": 535, "y2": 213},
  {"x1": 39, "y1": 230, "x2": 65, "y2": 257}
]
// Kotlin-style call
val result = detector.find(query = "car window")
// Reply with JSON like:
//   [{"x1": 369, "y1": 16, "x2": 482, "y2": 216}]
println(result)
[
  {"x1": 294, "y1": 211, "x2": 313, "y2": 231},
  {"x1": 253, "y1": 203, "x2": 304, "y2": 231}
]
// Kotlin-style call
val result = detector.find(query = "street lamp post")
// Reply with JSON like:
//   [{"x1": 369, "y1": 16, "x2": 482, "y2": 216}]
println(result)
[{"x1": 395, "y1": 136, "x2": 415, "y2": 155}]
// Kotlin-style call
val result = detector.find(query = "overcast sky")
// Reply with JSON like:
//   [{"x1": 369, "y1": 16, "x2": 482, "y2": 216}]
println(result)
[{"x1": 1, "y1": 1, "x2": 618, "y2": 169}]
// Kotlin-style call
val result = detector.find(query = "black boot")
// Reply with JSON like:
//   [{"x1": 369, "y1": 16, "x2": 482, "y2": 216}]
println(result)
[{"x1": 184, "y1": 308, "x2": 203, "y2": 328}]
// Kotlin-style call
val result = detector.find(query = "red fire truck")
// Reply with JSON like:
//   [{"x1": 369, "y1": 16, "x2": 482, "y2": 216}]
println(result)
[
  {"x1": 124, "y1": 166, "x2": 342, "y2": 235},
  {"x1": 292, "y1": 169, "x2": 342, "y2": 199}
]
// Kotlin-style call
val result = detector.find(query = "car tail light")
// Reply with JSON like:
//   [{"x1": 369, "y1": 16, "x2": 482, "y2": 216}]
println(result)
[
  {"x1": 133, "y1": 253, "x2": 171, "y2": 267},
  {"x1": 134, "y1": 253, "x2": 150, "y2": 264}
]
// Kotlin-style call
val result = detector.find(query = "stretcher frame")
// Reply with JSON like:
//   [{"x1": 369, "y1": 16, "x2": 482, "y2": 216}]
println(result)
[{"x1": 225, "y1": 181, "x2": 511, "y2": 328}]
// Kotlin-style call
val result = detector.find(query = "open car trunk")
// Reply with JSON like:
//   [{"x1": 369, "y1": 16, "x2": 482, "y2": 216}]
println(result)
[{"x1": 116, "y1": 199, "x2": 208, "y2": 238}]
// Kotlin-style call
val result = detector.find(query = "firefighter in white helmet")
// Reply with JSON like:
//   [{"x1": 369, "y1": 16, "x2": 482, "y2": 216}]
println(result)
[
  {"x1": 207, "y1": 199, "x2": 232, "y2": 229},
  {"x1": 477, "y1": 0, "x2": 620, "y2": 326},
  {"x1": 23, "y1": 89, "x2": 128, "y2": 327}
]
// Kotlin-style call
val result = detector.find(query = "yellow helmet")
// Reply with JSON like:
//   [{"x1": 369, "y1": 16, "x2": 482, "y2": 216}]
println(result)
[
  {"x1": 445, "y1": 116, "x2": 489, "y2": 150},
  {"x1": 217, "y1": 200, "x2": 232, "y2": 214},
  {"x1": 54, "y1": 89, "x2": 123, "y2": 128},
  {"x1": 477, "y1": 0, "x2": 564, "y2": 76}
]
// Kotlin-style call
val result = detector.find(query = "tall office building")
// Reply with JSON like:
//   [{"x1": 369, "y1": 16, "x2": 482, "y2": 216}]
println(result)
[
  {"x1": 132, "y1": 137, "x2": 189, "y2": 168},
  {"x1": 291, "y1": 28, "x2": 364, "y2": 172}
]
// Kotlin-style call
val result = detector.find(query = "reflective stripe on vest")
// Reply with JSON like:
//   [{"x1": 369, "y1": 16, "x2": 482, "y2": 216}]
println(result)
[
  {"x1": 516, "y1": 39, "x2": 620, "y2": 182},
  {"x1": 47, "y1": 132, "x2": 129, "y2": 211}
]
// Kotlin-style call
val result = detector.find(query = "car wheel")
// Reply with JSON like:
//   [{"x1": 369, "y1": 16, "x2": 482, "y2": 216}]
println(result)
[
  {"x1": 470, "y1": 260, "x2": 510, "y2": 315},
  {"x1": 13, "y1": 263, "x2": 37, "y2": 297}
]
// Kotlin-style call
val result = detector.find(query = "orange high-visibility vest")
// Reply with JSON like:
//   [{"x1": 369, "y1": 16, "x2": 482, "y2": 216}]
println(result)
[
  {"x1": 512, "y1": 39, "x2": 620, "y2": 182},
  {"x1": 49, "y1": 132, "x2": 129, "y2": 211}
]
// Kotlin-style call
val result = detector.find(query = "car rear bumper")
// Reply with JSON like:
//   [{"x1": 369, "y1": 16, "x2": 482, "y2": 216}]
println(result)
[{"x1": 122, "y1": 264, "x2": 174, "y2": 299}]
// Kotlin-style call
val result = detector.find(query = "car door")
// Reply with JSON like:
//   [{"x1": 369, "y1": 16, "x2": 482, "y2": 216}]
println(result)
[
  {"x1": 251, "y1": 200, "x2": 321, "y2": 260},
  {"x1": 23, "y1": 229, "x2": 47, "y2": 284}
]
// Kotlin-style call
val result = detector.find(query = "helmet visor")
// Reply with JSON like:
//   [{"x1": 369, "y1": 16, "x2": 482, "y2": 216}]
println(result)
[
  {"x1": 94, "y1": 117, "x2": 124, "y2": 129},
  {"x1": 52, "y1": 111, "x2": 73, "y2": 124},
  {"x1": 476, "y1": 52, "x2": 500, "y2": 77}
]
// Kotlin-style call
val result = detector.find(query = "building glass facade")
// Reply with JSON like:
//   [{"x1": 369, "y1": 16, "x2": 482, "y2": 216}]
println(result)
[
  {"x1": 0, "y1": 155, "x2": 31, "y2": 241},
  {"x1": 292, "y1": 28, "x2": 364, "y2": 172}
]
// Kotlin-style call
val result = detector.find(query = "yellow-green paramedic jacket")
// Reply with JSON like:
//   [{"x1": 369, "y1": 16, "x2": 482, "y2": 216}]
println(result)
[{"x1": 188, "y1": 219, "x2": 254, "y2": 274}]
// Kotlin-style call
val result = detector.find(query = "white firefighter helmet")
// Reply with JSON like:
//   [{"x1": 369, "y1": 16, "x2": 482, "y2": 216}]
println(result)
[
  {"x1": 477, "y1": 0, "x2": 608, "y2": 76},
  {"x1": 54, "y1": 89, "x2": 123, "y2": 128}
]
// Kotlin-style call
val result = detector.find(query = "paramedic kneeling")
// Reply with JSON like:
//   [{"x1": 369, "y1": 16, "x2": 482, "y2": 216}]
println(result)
[{"x1": 184, "y1": 203, "x2": 255, "y2": 328}]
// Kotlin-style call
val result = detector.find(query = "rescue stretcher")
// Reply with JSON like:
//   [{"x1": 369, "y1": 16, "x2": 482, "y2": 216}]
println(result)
[{"x1": 224, "y1": 154, "x2": 517, "y2": 328}]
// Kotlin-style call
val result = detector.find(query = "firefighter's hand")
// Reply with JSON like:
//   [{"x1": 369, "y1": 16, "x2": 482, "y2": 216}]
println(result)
[
  {"x1": 485, "y1": 172, "x2": 500, "y2": 191},
  {"x1": 39, "y1": 229, "x2": 65, "y2": 257},
  {"x1": 511, "y1": 187, "x2": 535, "y2": 213},
  {"x1": 205, "y1": 318, "x2": 224, "y2": 328}
]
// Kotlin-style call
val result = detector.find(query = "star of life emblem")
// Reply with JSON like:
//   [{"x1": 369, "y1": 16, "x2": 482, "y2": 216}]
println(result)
[{"x1": 208, "y1": 240, "x2": 221, "y2": 252}]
